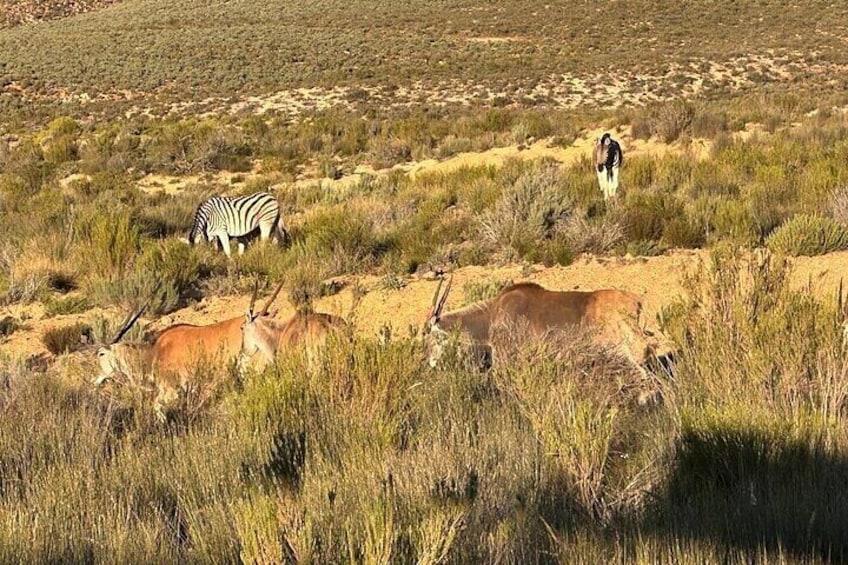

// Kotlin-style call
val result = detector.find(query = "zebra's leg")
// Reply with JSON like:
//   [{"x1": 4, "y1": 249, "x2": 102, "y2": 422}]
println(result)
[
  {"x1": 237, "y1": 240, "x2": 246, "y2": 255},
  {"x1": 218, "y1": 234, "x2": 232, "y2": 257},
  {"x1": 259, "y1": 220, "x2": 273, "y2": 243}
]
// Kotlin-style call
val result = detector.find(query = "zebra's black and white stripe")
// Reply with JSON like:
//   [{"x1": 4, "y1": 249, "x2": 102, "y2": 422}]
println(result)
[
  {"x1": 594, "y1": 132, "x2": 623, "y2": 200},
  {"x1": 189, "y1": 192, "x2": 286, "y2": 256}
]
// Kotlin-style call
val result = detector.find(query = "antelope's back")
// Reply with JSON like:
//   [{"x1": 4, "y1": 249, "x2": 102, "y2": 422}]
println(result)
[
  {"x1": 151, "y1": 316, "x2": 244, "y2": 376},
  {"x1": 283, "y1": 312, "x2": 347, "y2": 346},
  {"x1": 494, "y1": 283, "x2": 643, "y2": 330}
]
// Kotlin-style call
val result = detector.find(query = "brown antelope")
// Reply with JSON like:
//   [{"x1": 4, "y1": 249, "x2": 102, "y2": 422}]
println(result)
[
  {"x1": 423, "y1": 278, "x2": 667, "y2": 378},
  {"x1": 94, "y1": 283, "x2": 281, "y2": 420},
  {"x1": 239, "y1": 283, "x2": 348, "y2": 372}
]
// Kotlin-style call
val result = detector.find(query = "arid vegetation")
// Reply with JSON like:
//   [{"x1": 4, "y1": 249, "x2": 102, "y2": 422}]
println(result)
[{"x1": 3, "y1": 0, "x2": 848, "y2": 562}]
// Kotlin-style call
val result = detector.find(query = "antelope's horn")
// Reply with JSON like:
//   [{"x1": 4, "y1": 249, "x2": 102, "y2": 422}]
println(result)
[
  {"x1": 111, "y1": 282, "x2": 160, "y2": 344},
  {"x1": 247, "y1": 278, "x2": 260, "y2": 316},
  {"x1": 425, "y1": 278, "x2": 444, "y2": 322},
  {"x1": 435, "y1": 275, "x2": 453, "y2": 319},
  {"x1": 260, "y1": 280, "x2": 285, "y2": 316}
]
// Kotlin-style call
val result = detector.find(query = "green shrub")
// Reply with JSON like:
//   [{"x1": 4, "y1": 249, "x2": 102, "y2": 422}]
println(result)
[
  {"x1": 462, "y1": 278, "x2": 512, "y2": 306},
  {"x1": 690, "y1": 108, "x2": 729, "y2": 139},
  {"x1": 663, "y1": 215, "x2": 705, "y2": 249},
  {"x1": 77, "y1": 208, "x2": 141, "y2": 278},
  {"x1": 560, "y1": 214, "x2": 624, "y2": 255},
  {"x1": 44, "y1": 295, "x2": 90, "y2": 317},
  {"x1": 135, "y1": 240, "x2": 206, "y2": 313},
  {"x1": 368, "y1": 136, "x2": 412, "y2": 170},
  {"x1": 622, "y1": 192, "x2": 682, "y2": 243},
  {"x1": 283, "y1": 249, "x2": 331, "y2": 313},
  {"x1": 480, "y1": 163, "x2": 571, "y2": 260},
  {"x1": 625, "y1": 239, "x2": 666, "y2": 257},
  {"x1": 767, "y1": 214, "x2": 848, "y2": 257},
  {"x1": 41, "y1": 323, "x2": 93, "y2": 355},
  {"x1": 636, "y1": 101, "x2": 695, "y2": 143},
  {"x1": 137, "y1": 194, "x2": 199, "y2": 238},
  {"x1": 705, "y1": 198, "x2": 759, "y2": 246},
  {"x1": 0, "y1": 316, "x2": 20, "y2": 337},
  {"x1": 510, "y1": 111, "x2": 552, "y2": 144},
  {"x1": 302, "y1": 207, "x2": 389, "y2": 272}
]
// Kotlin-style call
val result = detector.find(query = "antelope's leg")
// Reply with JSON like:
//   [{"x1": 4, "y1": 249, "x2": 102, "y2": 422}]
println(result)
[{"x1": 154, "y1": 385, "x2": 178, "y2": 423}]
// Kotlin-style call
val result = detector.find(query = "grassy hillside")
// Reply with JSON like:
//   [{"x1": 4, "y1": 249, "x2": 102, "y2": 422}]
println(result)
[
  {"x1": 5, "y1": 1, "x2": 848, "y2": 561},
  {"x1": 1, "y1": 0, "x2": 848, "y2": 123}
]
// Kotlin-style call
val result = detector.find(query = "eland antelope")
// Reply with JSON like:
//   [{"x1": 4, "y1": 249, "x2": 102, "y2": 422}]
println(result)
[
  {"x1": 240, "y1": 283, "x2": 348, "y2": 372},
  {"x1": 94, "y1": 289, "x2": 270, "y2": 420},
  {"x1": 423, "y1": 278, "x2": 666, "y2": 377},
  {"x1": 594, "y1": 133, "x2": 623, "y2": 200}
]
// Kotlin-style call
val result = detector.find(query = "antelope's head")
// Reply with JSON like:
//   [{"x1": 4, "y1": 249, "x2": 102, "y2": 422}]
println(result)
[
  {"x1": 422, "y1": 276, "x2": 452, "y2": 368},
  {"x1": 93, "y1": 293, "x2": 155, "y2": 387},
  {"x1": 240, "y1": 279, "x2": 284, "y2": 364}
]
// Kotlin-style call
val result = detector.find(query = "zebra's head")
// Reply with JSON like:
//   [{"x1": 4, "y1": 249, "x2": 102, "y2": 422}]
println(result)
[{"x1": 188, "y1": 202, "x2": 211, "y2": 245}]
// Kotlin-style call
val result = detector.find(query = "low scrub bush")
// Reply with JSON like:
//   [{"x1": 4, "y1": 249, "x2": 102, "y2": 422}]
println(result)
[
  {"x1": 44, "y1": 295, "x2": 90, "y2": 317},
  {"x1": 767, "y1": 214, "x2": 848, "y2": 257},
  {"x1": 76, "y1": 208, "x2": 141, "y2": 279},
  {"x1": 480, "y1": 163, "x2": 571, "y2": 260},
  {"x1": 301, "y1": 206, "x2": 391, "y2": 273},
  {"x1": 662, "y1": 215, "x2": 705, "y2": 249},
  {"x1": 622, "y1": 192, "x2": 683, "y2": 244},
  {"x1": 632, "y1": 101, "x2": 695, "y2": 143},
  {"x1": 137, "y1": 194, "x2": 199, "y2": 239},
  {"x1": 830, "y1": 185, "x2": 848, "y2": 225},
  {"x1": 560, "y1": 213, "x2": 624, "y2": 255},
  {"x1": 462, "y1": 278, "x2": 512, "y2": 306},
  {"x1": 0, "y1": 316, "x2": 20, "y2": 337},
  {"x1": 41, "y1": 323, "x2": 94, "y2": 355}
]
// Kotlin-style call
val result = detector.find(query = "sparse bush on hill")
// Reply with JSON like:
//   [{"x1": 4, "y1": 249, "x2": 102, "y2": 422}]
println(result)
[
  {"x1": 43, "y1": 295, "x2": 89, "y2": 317},
  {"x1": 829, "y1": 185, "x2": 848, "y2": 225},
  {"x1": 632, "y1": 100, "x2": 696, "y2": 143},
  {"x1": 0, "y1": 315, "x2": 20, "y2": 337},
  {"x1": 461, "y1": 277, "x2": 512, "y2": 305},
  {"x1": 767, "y1": 214, "x2": 848, "y2": 257},
  {"x1": 41, "y1": 322, "x2": 93, "y2": 355},
  {"x1": 560, "y1": 213, "x2": 624, "y2": 255},
  {"x1": 480, "y1": 162, "x2": 572, "y2": 261}
]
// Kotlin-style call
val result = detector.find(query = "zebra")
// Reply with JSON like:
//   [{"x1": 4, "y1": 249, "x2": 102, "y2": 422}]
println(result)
[
  {"x1": 594, "y1": 132, "x2": 623, "y2": 200},
  {"x1": 188, "y1": 192, "x2": 287, "y2": 257}
]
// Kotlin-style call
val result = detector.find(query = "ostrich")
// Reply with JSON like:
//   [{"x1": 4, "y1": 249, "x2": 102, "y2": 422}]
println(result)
[{"x1": 594, "y1": 132, "x2": 623, "y2": 200}]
